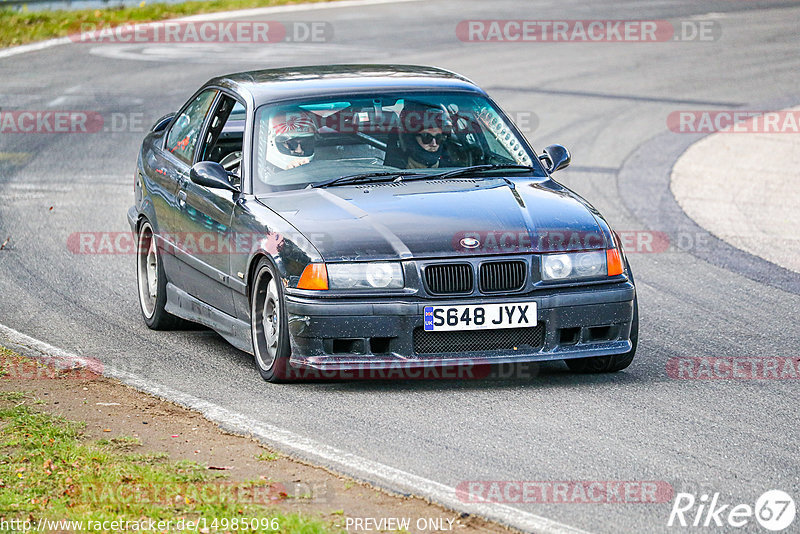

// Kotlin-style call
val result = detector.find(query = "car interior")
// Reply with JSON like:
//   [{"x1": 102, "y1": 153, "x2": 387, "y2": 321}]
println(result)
[
  {"x1": 198, "y1": 95, "x2": 246, "y2": 187},
  {"x1": 196, "y1": 95, "x2": 527, "y2": 192}
]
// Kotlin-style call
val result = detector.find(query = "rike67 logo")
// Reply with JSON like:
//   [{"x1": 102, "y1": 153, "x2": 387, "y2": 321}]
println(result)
[{"x1": 668, "y1": 490, "x2": 795, "y2": 531}]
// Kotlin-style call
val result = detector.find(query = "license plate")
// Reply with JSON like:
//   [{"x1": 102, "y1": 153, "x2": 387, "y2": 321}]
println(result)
[{"x1": 423, "y1": 302, "x2": 537, "y2": 332}]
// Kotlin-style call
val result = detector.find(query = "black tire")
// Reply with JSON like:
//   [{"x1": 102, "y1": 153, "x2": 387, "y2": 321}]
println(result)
[
  {"x1": 250, "y1": 258, "x2": 293, "y2": 382},
  {"x1": 136, "y1": 220, "x2": 182, "y2": 330},
  {"x1": 565, "y1": 296, "x2": 639, "y2": 373}
]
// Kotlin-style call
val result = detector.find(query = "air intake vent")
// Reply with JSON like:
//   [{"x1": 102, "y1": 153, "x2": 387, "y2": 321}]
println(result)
[
  {"x1": 479, "y1": 261, "x2": 526, "y2": 293},
  {"x1": 413, "y1": 324, "x2": 545, "y2": 354},
  {"x1": 424, "y1": 263, "x2": 473, "y2": 294}
]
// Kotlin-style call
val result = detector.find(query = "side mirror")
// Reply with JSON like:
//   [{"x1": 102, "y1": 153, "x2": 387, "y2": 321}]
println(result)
[
  {"x1": 150, "y1": 112, "x2": 176, "y2": 133},
  {"x1": 539, "y1": 144, "x2": 571, "y2": 173},
  {"x1": 190, "y1": 161, "x2": 239, "y2": 192}
]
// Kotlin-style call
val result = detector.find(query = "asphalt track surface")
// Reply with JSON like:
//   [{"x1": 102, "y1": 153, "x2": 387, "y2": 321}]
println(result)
[{"x1": 1, "y1": 1, "x2": 800, "y2": 532}]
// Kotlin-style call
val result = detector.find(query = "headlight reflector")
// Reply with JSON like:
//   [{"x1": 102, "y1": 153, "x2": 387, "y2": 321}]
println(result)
[
  {"x1": 542, "y1": 254, "x2": 573, "y2": 280},
  {"x1": 365, "y1": 263, "x2": 396, "y2": 288},
  {"x1": 574, "y1": 250, "x2": 606, "y2": 277},
  {"x1": 327, "y1": 262, "x2": 404, "y2": 289},
  {"x1": 541, "y1": 250, "x2": 609, "y2": 281}
]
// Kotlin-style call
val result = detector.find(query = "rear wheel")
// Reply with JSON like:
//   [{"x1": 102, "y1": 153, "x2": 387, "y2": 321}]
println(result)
[
  {"x1": 136, "y1": 220, "x2": 181, "y2": 330},
  {"x1": 565, "y1": 296, "x2": 639, "y2": 373},
  {"x1": 250, "y1": 259, "x2": 293, "y2": 382}
]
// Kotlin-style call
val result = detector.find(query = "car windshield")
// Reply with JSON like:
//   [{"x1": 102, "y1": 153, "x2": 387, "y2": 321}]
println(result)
[{"x1": 252, "y1": 93, "x2": 544, "y2": 192}]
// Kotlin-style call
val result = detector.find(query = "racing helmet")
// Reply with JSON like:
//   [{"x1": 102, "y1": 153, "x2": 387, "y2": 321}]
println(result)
[{"x1": 266, "y1": 110, "x2": 318, "y2": 170}]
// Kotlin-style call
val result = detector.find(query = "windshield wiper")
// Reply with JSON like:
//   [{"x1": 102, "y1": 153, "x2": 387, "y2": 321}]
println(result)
[
  {"x1": 404, "y1": 164, "x2": 539, "y2": 182},
  {"x1": 311, "y1": 165, "x2": 538, "y2": 188},
  {"x1": 311, "y1": 171, "x2": 424, "y2": 188}
]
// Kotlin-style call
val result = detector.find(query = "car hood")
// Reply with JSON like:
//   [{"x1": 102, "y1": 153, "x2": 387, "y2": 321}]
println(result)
[{"x1": 256, "y1": 178, "x2": 612, "y2": 261}]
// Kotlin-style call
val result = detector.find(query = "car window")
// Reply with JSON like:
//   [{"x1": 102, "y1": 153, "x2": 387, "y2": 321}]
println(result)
[
  {"x1": 166, "y1": 90, "x2": 218, "y2": 164},
  {"x1": 197, "y1": 95, "x2": 245, "y2": 189},
  {"x1": 253, "y1": 93, "x2": 539, "y2": 193},
  {"x1": 229, "y1": 101, "x2": 245, "y2": 120}
]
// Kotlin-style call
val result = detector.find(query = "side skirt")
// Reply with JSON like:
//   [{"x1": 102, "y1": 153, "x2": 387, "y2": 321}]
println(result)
[{"x1": 165, "y1": 282, "x2": 253, "y2": 355}]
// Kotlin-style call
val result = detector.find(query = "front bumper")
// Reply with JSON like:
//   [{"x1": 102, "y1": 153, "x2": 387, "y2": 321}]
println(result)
[{"x1": 285, "y1": 281, "x2": 635, "y2": 371}]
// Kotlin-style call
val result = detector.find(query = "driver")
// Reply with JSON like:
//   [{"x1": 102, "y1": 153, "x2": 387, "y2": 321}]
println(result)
[
  {"x1": 265, "y1": 110, "x2": 318, "y2": 170},
  {"x1": 397, "y1": 102, "x2": 452, "y2": 169}
]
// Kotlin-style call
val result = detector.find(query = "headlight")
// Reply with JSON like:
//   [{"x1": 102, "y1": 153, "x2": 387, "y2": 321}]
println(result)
[
  {"x1": 541, "y1": 250, "x2": 606, "y2": 281},
  {"x1": 327, "y1": 262, "x2": 404, "y2": 289},
  {"x1": 542, "y1": 253, "x2": 573, "y2": 280}
]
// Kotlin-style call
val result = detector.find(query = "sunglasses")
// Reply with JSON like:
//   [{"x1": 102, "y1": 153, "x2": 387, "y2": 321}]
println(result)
[
  {"x1": 284, "y1": 138, "x2": 315, "y2": 154},
  {"x1": 416, "y1": 132, "x2": 448, "y2": 145}
]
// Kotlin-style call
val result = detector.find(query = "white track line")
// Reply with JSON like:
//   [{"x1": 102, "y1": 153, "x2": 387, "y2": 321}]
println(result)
[
  {"x1": 0, "y1": 322, "x2": 592, "y2": 534},
  {"x1": 0, "y1": 37, "x2": 72, "y2": 60},
  {"x1": 0, "y1": 0, "x2": 420, "y2": 60}
]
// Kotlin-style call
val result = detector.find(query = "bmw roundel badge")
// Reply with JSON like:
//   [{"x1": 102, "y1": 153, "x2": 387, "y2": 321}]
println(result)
[{"x1": 460, "y1": 237, "x2": 481, "y2": 249}]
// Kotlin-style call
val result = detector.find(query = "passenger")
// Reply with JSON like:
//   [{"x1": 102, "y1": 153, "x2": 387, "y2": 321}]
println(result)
[{"x1": 397, "y1": 103, "x2": 452, "y2": 169}]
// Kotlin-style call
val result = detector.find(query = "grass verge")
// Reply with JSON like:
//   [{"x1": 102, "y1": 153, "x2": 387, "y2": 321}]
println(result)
[
  {"x1": 0, "y1": 0, "x2": 337, "y2": 48},
  {"x1": 0, "y1": 344, "x2": 506, "y2": 534},
  {"x1": 0, "y1": 385, "x2": 342, "y2": 532}
]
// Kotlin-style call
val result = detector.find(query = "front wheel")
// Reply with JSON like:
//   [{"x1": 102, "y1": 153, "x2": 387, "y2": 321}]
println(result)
[
  {"x1": 136, "y1": 220, "x2": 181, "y2": 330},
  {"x1": 565, "y1": 296, "x2": 639, "y2": 373},
  {"x1": 250, "y1": 259, "x2": 293, "y2": 382}
]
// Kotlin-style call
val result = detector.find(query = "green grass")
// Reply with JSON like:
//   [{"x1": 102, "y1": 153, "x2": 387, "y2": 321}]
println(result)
[
  {"x1": 96, "y1": 435, "x2": 142, "y2": 451},
  {"x1": 0, "y1": 391, "x2": 25, "y2": 402},
  {"x1": 0, "y1": 393, "x2": 344, "y2": 533},
  {"x1": 0, "y1": 0, "x2": 338, "y2": 47}
]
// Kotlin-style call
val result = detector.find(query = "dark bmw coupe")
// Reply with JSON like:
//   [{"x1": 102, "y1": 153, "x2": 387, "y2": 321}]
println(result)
[{"x1": 128, "y1": 65, "x2": 638, "y2": 382}]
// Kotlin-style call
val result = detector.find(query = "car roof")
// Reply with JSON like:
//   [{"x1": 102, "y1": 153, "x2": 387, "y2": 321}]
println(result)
[{"x1": 205, "y1": 64, "x2": 487, "y2": 106}]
